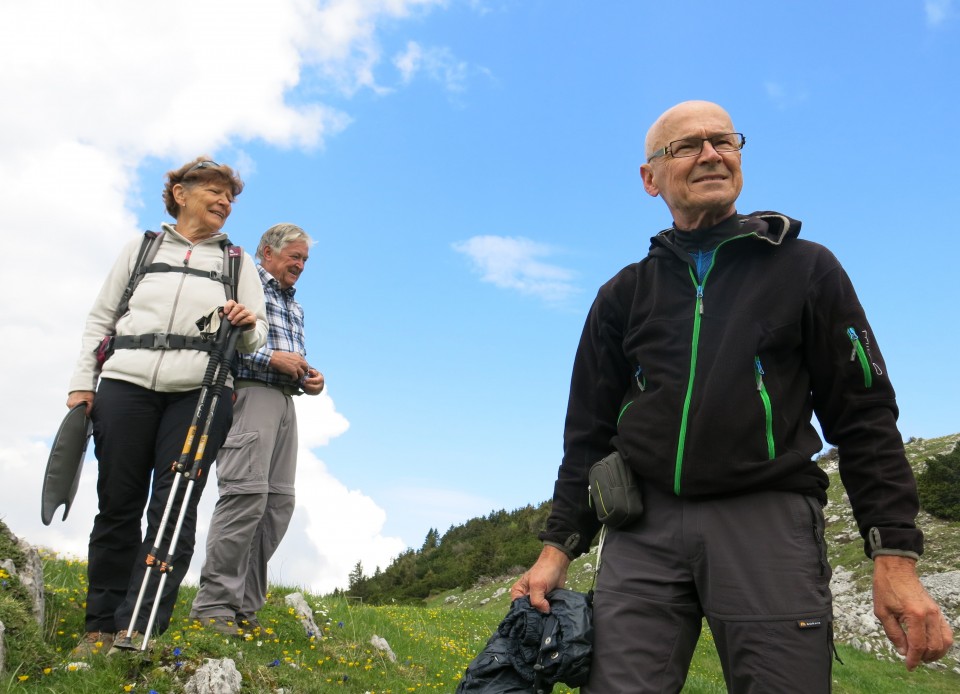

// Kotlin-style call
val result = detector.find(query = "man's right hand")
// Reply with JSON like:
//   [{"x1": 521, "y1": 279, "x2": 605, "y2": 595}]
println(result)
[
  {"x1": 66, "y1": 390, "x2": 95, "y2": 417},
  {"x1": 510, "y1": 544, "x2": 572, "y2": 613},
  {"x1": 873, "y1": 555, "x2": 954, "y2": 670},
  {"x1": 269, "y1": 351, "x2": 309, "y2": 380}
]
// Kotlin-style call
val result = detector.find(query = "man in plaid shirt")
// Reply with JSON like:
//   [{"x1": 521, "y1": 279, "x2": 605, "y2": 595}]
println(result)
[{"x1": 191, "y1": 223, "x2": 324, "y2": 635}]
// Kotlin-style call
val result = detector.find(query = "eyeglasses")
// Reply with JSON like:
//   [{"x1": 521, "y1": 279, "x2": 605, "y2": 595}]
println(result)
[
  {"x1": 185, "y1": 160, "x2": 220, "y2": 174},
  {"x1": 648, "y1": 133, "x2": 745, "y2": 161}
]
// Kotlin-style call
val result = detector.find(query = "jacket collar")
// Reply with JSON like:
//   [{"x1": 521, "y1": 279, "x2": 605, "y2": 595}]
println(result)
[
  {"x1": 649, "y1": 210, "x2": 801, "y2": 258},
  {"x1": 161, "y1": 222, "x2": 230, "y2": 247}
]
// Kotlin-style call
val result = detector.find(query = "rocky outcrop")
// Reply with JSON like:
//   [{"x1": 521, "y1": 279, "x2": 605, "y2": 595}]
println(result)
[
  {"x1": 0, "y1": 521, "x2": 46, "y2": 675},
  {"x1": 0, "y1": 540, "x2": 44, "y2": 626},
  {"x1": 284, "y1": 592, "x2": 323, "y2": 639},
  {"x1": 184, "y1": 657, "x2": 243, "y2": 694},
  {"x1": 370, "y1": 634, "x2": 397, "y2": 662}
]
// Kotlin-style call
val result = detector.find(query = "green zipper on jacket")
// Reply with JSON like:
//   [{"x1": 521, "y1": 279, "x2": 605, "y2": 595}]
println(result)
[
  {"x1": 675, "y1": 267, "x2": 702, "y2": 493},
  {"x1": 846, "y1": 327, "x2": 873, "y2": 388},
  {"x1": 674, "y1": 234, "x2": 751, "y2": 495},
  {"x1": 754, "y1": 356, "x2": 776, "y2": 459},
  {"x1": 617, "y1": 367, "x2": 646, "y2": 426}
]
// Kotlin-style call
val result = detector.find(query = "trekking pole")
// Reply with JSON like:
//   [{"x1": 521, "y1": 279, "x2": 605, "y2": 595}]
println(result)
[{"x1": 112, "y1": 316, "x2": 243, "y2": 653}]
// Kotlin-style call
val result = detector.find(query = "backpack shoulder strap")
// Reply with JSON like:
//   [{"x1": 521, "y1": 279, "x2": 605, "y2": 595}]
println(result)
[
  {"x1": 115, "y1": 230, "x2": 164, "y2": 319},
  {"x1": 116, "y1": 232, "x2": 241, "y2": 319},
  {"x1": 222, "y1": 241, "x2": 243, "y2": 303}
]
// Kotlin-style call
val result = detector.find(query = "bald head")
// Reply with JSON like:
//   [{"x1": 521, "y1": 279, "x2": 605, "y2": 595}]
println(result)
[
  {"x1": 644, "y1": 101, "x2": 735, "y2": 161},
  {"x1": 639, "y1": 100, "x2": 743, "y2": 230}
]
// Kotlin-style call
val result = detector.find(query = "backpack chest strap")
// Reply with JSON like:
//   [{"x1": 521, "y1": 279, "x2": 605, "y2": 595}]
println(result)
[
  {"x1": 111, "y1": 333, "x2": 214, "y2": 352},
  {"x1": 140, "y1": 262, "x2": 233, "y2": 286}
]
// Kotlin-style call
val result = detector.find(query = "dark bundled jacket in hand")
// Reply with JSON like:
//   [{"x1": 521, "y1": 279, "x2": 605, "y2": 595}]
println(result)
[{"x1": 456, "y1": 589, "x2": 593, "y2": 693}]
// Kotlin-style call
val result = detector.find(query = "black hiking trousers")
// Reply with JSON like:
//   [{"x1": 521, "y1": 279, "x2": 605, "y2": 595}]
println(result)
[{"x1": 84, "y1": 378, "x2": 233, "y2": 636}]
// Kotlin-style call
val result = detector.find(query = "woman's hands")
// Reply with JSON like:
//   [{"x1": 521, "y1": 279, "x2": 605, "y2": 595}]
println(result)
[
  {"x1": 222, "y1": 300, "x2": 257, "y2": 329},
  {"x1": 66, "y1": 390, "x2": 95, "y2": 416}
]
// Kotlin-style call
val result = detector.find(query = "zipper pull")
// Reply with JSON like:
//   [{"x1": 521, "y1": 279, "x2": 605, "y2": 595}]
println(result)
[
  {"x1": 183, "y1": 247, "x2": 193, "y2": 266},
  {"x1": 847, "y1": 327, "x2": 858, "y2": 361},
  {"x1": 697, "y1": 285, "x2": 704, "y2": 315},
  {"x1": 634, "y1": 366, "x2": 646, "y2": 391},
  {"x1": 754, "y1": 356, "x2": 764, "y2": 391}
]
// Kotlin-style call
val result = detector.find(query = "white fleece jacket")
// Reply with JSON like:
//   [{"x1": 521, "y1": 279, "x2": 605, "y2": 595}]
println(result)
[{"x1": 68, "y1": 223, "x2": 268, "y2": 393}]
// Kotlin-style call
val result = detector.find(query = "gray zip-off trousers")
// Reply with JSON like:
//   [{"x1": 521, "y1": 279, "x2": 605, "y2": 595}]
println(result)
[
  {"x1": 584, "y1": 484, "x2": 834, "y2": 694},
  {"x1": 191, "y1": 384, "x2": 298, "y2": 620}
]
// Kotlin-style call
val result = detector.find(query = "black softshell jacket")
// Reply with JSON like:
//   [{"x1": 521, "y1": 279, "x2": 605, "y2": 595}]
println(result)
[{"x1": 540, "y1": 212, "x2": 922, "y2": 559}]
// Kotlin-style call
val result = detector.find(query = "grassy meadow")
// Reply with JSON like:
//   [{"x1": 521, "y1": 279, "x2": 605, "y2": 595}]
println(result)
[{"x1": 2, "y1": 546, "x2": 957, "y2": 693}]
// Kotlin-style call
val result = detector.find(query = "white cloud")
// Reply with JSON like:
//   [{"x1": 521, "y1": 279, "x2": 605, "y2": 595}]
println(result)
[
  {"x1": 925, "y1": 0, "x2": 955, "y2": 25},
  {"x1": 453, "y1": 235, "x2": 579, "y2": 302},
  {"x1": 294, "y1": 387, "x2": 351, "y2": 448},
  {"x1": 189, "y1": 395, "x2": 406, "y2": 594},
  {"x1": 393, "y1": 40, "x2": 469, "y2": 93},
  {"x1": 394, "y1": 41, "x2": 425, "y2": 83},
  {"x1": 0, "y1": 0, "x2": 445, "y2": 594}
]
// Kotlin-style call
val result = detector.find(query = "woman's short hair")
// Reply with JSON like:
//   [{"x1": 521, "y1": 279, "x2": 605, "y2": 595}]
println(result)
[
  {"x1": 162, "y1": 156, "x2": 245, "y2": 219},
  {"x1": 256, "y1": 223, "x2": 313, "y2": 262}
]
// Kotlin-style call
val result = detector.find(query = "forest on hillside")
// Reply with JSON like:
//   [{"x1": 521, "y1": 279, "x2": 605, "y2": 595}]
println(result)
[
  {"x1": 346, "y1": 501, "x2": 552, "y2": 604},
  {"x1": 346, "y1": 437, "x2": 960, "y2": 605}
]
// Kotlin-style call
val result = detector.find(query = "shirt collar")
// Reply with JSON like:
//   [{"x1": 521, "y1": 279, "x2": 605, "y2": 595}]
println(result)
[{"x1": 257, "y1": 264, "x2": 297, "y2": 297}]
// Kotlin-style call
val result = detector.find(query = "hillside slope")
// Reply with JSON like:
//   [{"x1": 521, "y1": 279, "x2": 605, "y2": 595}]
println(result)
[{"x1": 434, "y1": 433, "x2": 960, "y2": 671}]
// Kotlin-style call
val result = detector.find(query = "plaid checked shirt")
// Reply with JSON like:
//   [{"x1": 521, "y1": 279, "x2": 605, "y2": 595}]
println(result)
[{"x1": 233, "y1": 265, "x2": 308, "y2": 389}]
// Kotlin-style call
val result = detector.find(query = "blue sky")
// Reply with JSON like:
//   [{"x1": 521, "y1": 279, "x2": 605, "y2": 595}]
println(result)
[{"x1": 2, "y1": 1, "x2": 958, "y2": 593}]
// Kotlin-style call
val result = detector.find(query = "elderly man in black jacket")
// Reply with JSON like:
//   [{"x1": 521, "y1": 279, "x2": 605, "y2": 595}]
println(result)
[{"x1": 511, "y1": 100, "x2": 953, "y2": 693}]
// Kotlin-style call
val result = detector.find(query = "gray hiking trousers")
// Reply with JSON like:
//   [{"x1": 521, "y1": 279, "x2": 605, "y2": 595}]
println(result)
[
  {"x1": 191, "y1": 384, "x2": 298, "y2": 620},
  {"x1": 584, "y1": 485, "x2": 834, "y2": 694}
]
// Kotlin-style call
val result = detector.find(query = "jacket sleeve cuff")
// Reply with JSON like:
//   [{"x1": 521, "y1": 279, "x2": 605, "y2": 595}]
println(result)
[
  {"x1": 541, "y1": 540, "x2": 578, "y2": 560},
  {"x1": 539, "y1": 532, "x2": 584, "y2": 560},
  {"x1": 866, "y1": 526, "x2": 923, "y2": 561}
]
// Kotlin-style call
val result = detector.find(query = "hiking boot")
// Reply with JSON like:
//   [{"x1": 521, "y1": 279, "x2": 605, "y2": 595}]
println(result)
[
  {"x1": 107, "y1": 630, "x2": 143, "y2": 655},
  {"x1": 237, "y1": 613, "x2": 261, "y2": 631},
  {"x1": 203, "y1": 616, "x2": 242, "y2": 637},
  {"x1": 70, "y1": 631, "x2": 115, "y2": 658}
]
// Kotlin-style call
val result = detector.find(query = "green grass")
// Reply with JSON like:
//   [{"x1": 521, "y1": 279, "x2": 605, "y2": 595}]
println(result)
[
  {"x1": 14, "y1": 550, "x2": 959, "y2": 694},
  {"x1": 3, "y1": 547, "x2": 958, "y2": 692},
  {"x1": 12, "y1": 552, "x2": 512, "y2": 693},
  {"x1": 5, "y1": 434, "x2": 959, "y2": 691}
]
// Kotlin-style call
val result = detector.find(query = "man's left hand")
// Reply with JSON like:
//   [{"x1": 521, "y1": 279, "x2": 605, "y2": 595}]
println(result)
[
  {"x1": 302, "y1": 368, "x2": 325, "y2": 395},
  {"x1": 873, "y1": 554, "x2": 954, "y2": 670}
]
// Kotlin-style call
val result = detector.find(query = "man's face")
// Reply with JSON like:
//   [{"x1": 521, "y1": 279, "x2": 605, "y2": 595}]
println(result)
[
  {"x1": 262, "y1": 240, "x2": 309, "y2": 289},
  {"x1": 640, "y1": 102, "x2": 743, "y2": 230}
]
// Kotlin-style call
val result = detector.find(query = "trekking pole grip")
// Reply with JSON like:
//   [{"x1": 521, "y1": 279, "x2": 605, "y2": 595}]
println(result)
[
  {"x1": 200, "y1": 310, "x2": 236, "y2": 386},
  {"x1": 217, "y1": 323, "x2": 243, "y2": 385}
]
